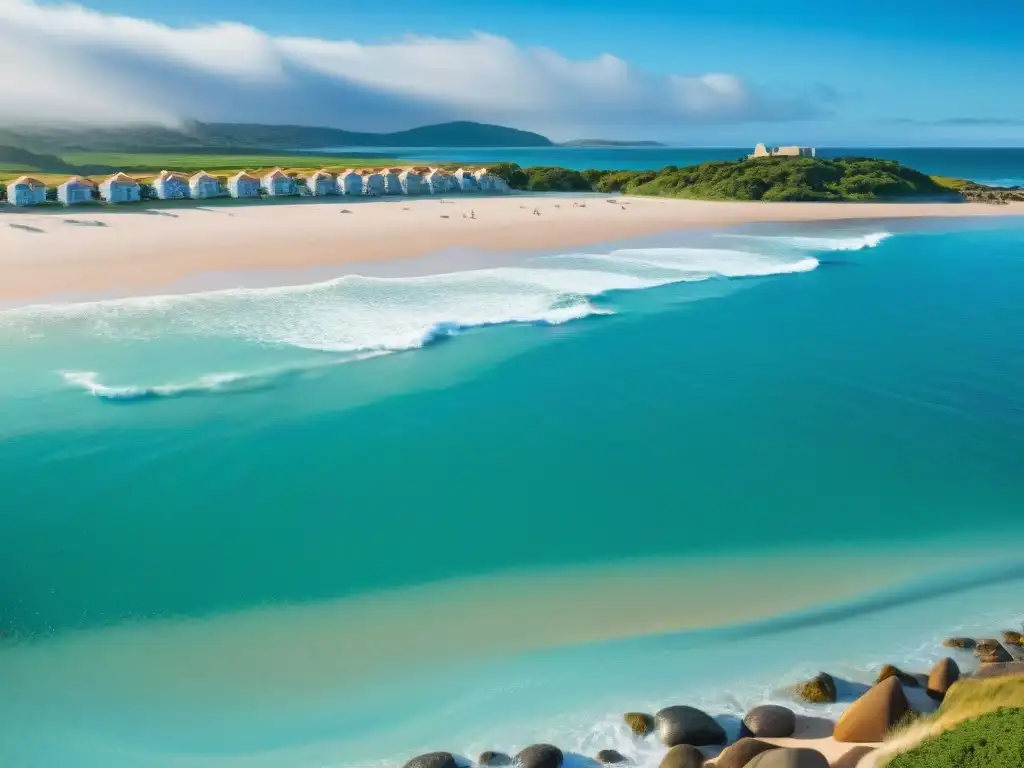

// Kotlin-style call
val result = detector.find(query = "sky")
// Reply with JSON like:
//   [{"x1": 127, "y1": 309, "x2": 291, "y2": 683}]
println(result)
[{"x1": 2, "y1": 0, "x2": 1023, "y2": 145}]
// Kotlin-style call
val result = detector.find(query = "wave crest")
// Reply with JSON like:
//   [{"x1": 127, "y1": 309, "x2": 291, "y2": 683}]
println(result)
[{"x1": 717, "y1": 231, "x2": 892, "y2": 251}]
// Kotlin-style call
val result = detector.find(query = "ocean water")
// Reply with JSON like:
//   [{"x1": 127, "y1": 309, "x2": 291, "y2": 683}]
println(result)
[
  {"x1": 328, "y1": 146, "x2": 1024, "y2": 186},
  {"x1": 2, "y1": 217, "x2": 1024, "y2": 767}
]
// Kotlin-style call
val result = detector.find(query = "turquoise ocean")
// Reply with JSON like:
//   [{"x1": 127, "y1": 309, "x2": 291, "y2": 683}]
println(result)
[{"x1": 2, "y1": 151, "x2": 1024, "y2": 767}]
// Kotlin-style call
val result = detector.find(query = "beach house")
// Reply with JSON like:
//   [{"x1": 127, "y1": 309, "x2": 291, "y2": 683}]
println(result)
[
  {"x1": 190, "y1": 171, "x2": 221, "y2": 199},
  {"x1": 99, "y1": 173, "x2": 141, "y2": 204},
  {"x1": 338, "y1": 169, "x2": 363, "y2": 196},
  {"x1": 261, "y1": 168, "x2": 298, "y2": 197},
  {"x1": 227, "y1": 171, "x2": 261, "y2": 199},
  {"x1": 381, "y1": 168, "x2": 403, "y2": 195},
  {"x1": 362, "y1": 169, "x2": 385, "y2": 196},
  {"x1": 6, "y1": 176, "x2": 48, "y2": 206},
  {"x1": 306, "y1": 170, "x2": 336, "y2": 196},
  {"x1": 399, "y1": 167, "x2": 428, "y2": 195},
  {"x1": 750, "y1": 143, "x2": 816, "y2": 159},
  {"x1": 57, "y1": 176, "x2": 95, "y2": 205},
  {"x1": 424, "y1": 168, "x2": 452, "y2": 194},
  {"x1": 452, "y1": 169, "x2": 479, "y2": 192},
  {"x1": 152, "y1": 170, "x2": 190, "y2": 200}
]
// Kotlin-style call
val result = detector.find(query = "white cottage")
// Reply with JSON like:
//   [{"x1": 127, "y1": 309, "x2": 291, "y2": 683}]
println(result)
[
  {"x1": 338, "y1": 169, "x2": 363, "y2": 196},
  {"x1": 306, "y1": 170, "x2": 336, "y2": 196},
  {"x1": 399, "y1": 167, "x2": 428, "y2": 195},
  {"x1": 227, "y1": 171, "x2": 261, "y2": 199},
  {"x1": 452, "y1": 168, "x2": 479, "y2": 192},
  {"x1": 424, "y1": 168, "x2": 452, "y2": 195},
  {"x1": 261, "y1": 168, "x2": 298, "y2": 197},
  {"x1": 381, "y1": 168, "x2": 403, "y2": 195},
  {"x1": 99, "y1": 172, "x2": 141, "y2": 204},
  {"x1": 6, "y1": 176, "x2": 47, "y2": 206},
  {"x1": 57, "y1": 176, "x2": 95, "y2": 205},
  {"x1": 362, "y1": 169, "x2": 385, "y2": 196},
  {"x1": 190, "y1": 171, "x2": 221, "y2": 199},
  {"x1": 152, "y1": 170, "x2": 190, "y2": 200}
]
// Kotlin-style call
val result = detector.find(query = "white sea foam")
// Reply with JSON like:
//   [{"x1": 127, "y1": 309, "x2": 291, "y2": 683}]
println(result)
[
  {"x1": 716, "y1": 231, "x2": 892, "y2": 251},
  {"x1": 60, "y1": 370, "x2": 250, "y2": 401}
]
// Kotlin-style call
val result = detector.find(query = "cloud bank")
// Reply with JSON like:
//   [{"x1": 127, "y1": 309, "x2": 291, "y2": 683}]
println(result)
[{"x1": 0, "y1": 0, "x2": 832, "y2": 135}]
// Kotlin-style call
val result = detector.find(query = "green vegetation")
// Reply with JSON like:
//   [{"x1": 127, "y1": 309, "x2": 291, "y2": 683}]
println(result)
[
  {"x1": 491, "y1": 156, "x2": 960, "y2": 201},
  {"x1": 0, "y1": 120, "x2": 551, "y2": 154},
  {"x1": 885, "y1": 708, "x2": 1024, "y2": 768}
]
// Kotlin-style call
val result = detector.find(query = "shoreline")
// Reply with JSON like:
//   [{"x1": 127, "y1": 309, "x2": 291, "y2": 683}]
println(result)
[{"x1": 1, "y1": 194, "x2": 1023, "y2": 306}]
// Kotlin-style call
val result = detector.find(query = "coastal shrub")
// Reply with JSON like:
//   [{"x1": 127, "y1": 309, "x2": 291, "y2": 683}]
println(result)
[
  {"x1": 45, "y1": 187, "x2": 58, "y2": 202},
  {"x1": 884, "y1": 707, "x2": 1024, "y2": 768},
  {"x1": 522, "y1": 166, "x2": 592, "y2": 192},
  {"x1": 0, "y1": 183, "x2": 6, "y2": 201},
  {"x1": 488, "y1": 162, "x2": 529, "y2": 189}
]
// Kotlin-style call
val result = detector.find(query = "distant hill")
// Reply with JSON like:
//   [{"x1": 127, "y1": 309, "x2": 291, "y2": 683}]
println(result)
[
  {"x1": 0, "y1": 121, "x2": 553, "y2": 153},
  {"x1": 561, "y1": 139, "x2": 666, "y2": 147}
]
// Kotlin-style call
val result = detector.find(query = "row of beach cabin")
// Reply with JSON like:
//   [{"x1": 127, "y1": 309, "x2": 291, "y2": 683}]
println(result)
[{"x1": 3, "y1": 166, "x2": 510, "y2": 207}]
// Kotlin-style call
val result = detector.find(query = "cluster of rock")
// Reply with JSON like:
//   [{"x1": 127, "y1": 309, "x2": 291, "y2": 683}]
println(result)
[
  {"x1": 399, "y1": 626, "x2": 1024, "y2": 768},
  {"x1": 960, "y1": 185, "x2": 1024, "y2": 205}
]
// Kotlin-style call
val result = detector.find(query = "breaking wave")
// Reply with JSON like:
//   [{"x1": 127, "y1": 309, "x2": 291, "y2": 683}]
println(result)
[{"x1": 715, "y1": 231, "x2": 892, "y2": 252}]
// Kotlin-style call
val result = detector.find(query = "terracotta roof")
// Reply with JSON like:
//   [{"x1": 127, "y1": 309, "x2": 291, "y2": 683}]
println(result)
[
  {"x1": 105, "y1": 172, "x2": 139, "y2": 185},
  {"x1": 340, "y1": 168, "x2": 361, "y2": 176},
  {"x1": 9, "y1": 175, "x2": 46, "y2": 188},
  {"x1": 229, "y1": 171, "x2": 259, "y2": 182},
  {"x1": 262, "y1": 168, "x2": 289, "y2": 181},
  {"x1": 189, "y1": 171, "x2": 217, "y2": 183},
  {"x1": 62, "y1": 176, "x2": 95, "y2": 186},
  {"x1": 307, "y1": 169, "x2": 334, "y2": 181}
]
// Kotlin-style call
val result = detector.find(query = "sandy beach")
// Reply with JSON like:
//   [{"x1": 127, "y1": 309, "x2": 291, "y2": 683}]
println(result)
[{"x1": 1, "y1": 194, "x2": 1023, "y2": 303}]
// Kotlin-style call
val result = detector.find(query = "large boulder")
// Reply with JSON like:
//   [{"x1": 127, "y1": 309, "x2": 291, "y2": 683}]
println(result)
[
  {"x1": 830, "y1": 746, "x2": 875, "y2": 768},
  {"x1": 974, "y1": 661, "x2": 1024, "y2": 678},
  {"x1": 624, "y1": 712, "x2": 655, "y2": 736},
  {"x1": 403, "y1": 753, "x2": 457, "y2": 768},
  {"x1": 658, "y1": 744, "x2": 705, "y2": 768},
  {"x1": 926, "y1": 657, "x2": 959, "y2": 701},
  {"x1": 596, "y1": 750, "x2": 628, "y2": 764},
  {"x1": 514, "y1": 745, "x2": 563, "y2": 768},
  {"x1": 941, "y1": 637, "x2": 975, "y2": 649},
  {"x1": 479, "y1": 752, "x2": 512, "y2": 766},
  {"x1": 1002, "y1": 630, "x2": 1023, "y2": 646},
  {"x1": 875, "y1": 664, "x2": 918, "y2": 687},
  {"x1": 742, "y1": 705, "x2": 796, "y2": 738},
  {"x1": 793, "y1": 673, "x2": 837, "y2": 704},
  {"x1": 655, "y1": 705, "x2": 726, "y2": 747},
  {"x1": 974, "y1": 639, "x2": 1013, "y2": 663},
  {"x1": 713, "y1": 738, "x2": 778, "y2": 768},
  {"x1": 745, "y1": 749, "x2": 829, "y2": 768},
  {"x1": 833, "y1": 676, "x2": 910, "y2": 743}
]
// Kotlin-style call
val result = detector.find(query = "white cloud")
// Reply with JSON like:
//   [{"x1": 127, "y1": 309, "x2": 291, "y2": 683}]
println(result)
[{"x1": 0, "y1": 0, "x2": 831, "y2": 135}]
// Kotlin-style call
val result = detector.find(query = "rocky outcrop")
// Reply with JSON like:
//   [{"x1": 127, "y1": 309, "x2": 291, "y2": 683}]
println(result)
[
  {"x1": 1002, "y1": 630, "x2": 1024, "y2": 646},
  {"x1": 655, "y1": 705, "x2": 726, "y2": 747},
  {"x1": 833, "y1": 677, "x2": 911, "y2": 743},
  {"x1": 658, "y1": 744, "x2": 705, "y2": 768},
  {"x1": 479, "y1": 752, "x2": 512, "y2": 766},
  {"x1": 961, "y1": 186, "x2": 1024, "y2": 205},
  {"x1": 624, "y1": 712, "x2": 655, "y2": 736},
  {"x1": 942, "y1": 637, "x2": 975, "y2": 649},
  {"x1": 793, "y1": 673, "x2": 837, "y2": 704},
  {"x1": 713, "y1": 738, "x2": 778, "y2": 768},
  {"x1": 742, "y1": 705, "x2": 796, "y2": 738},
  {"x1": 403, "y1": 753, "x2": 458, "y2": 768},
  {"x1": 596, "y1": 750, "x2": 628, "y2": 765},
  {"x1": 974, "y1": 639, "x2": 1013, "y2": 664},
  {"x1": 830, "y1": 746, "x2": 875, "y2": 768},
  {"x1": 876, "y1": 664, "x2": 918, "y2": 687},
  {"x1": 926, "y1": 657, "x2": 959, "y2": 701},
  {"x1": 514, "y1": 745, "x2": 563, "y2": 768},
  {"x1": 745, "y1": 749, "x2": 829, "y2": 768},
  {"x1": 973, "y1": 661, "x2": 1024, "y2": 678}
]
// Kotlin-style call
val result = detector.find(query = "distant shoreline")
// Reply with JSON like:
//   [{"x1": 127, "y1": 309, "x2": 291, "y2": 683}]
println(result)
[{"x1": 1, "y1": 194, "x2": 1022, "y2": 305}]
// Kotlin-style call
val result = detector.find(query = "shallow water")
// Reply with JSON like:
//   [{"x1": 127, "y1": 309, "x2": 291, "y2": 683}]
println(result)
[{"x1": 1, "y1": 217, "x2": 1023, "y2": 767}]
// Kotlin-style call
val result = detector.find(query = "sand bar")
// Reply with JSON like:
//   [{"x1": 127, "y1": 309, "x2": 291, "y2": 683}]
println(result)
[{"x1": 1, "y1": 195, "x2": 1022, "y2": 303}]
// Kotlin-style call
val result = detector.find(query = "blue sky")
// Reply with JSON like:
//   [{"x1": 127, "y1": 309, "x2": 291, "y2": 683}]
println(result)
[{"x1": 12, "y1": 0, "x2": 1024, "y2": 144}]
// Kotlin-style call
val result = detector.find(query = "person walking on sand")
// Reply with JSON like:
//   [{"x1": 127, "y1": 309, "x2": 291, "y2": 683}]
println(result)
[{"x1": 470, "y1": 209, "x2": 476, "y2": 220}]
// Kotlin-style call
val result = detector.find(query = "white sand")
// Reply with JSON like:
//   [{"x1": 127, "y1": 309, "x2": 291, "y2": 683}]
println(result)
[{"x1": 1, "y1": 194, "x2": 1022, "y2": 303}]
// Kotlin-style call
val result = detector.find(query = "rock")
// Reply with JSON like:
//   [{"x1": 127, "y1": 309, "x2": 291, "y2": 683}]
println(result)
[
  {"x1": 624, "y1": 712, "x2": 655, "y2": 736},
  {"x1": 974, "y1": 639, "x2": 1013, "y2": 663},
  {"x1": 745, "y1": 749, "x2": 829, "y2": 768},
  {"x1": 830, "y1": 746, "x2": 875, "y2": 768},
  {"x1": 658, "y1": 744, "x2": 705, "y2": 768},
  {"x1": 876, "y1": 664, "x2": 919, "y2": 687},
  {"x1": 742, "y1": 705, "x2": 796, "y2": 738},
  {"x1": 655, "y1": 705, "x2": 726, "y2": 747},
  {"x1": 514, "y1": 745, "x2": 563, "y2": 768},
  {"x1": 793, "y1": 673, "x2": 837, "y2": 704},
  {"x1": 942, "y1": 637, "x2": 975, "y2": 649},
  {"x1": 833, "y1": 676, "x2": 911, "y2": 743},
  {"x1": 713, "y1": 738, "x2": 778, "y2": 768},
  {"x1": 479, "y1": 752, "x2": 512, "y2": 766},
  {"x1": 926, "y1": 657, "x2": 959, "y2": 701},
  {"x1": 596, "y1": 750, "x2": 628, "y2": 765},
  {"x1": 403, "y1": 753, "x2": 457, "y2": 768},
  {"x1": 1002, "y1": 630, "x2": 1024, "y2": 646},
  {"x1": 973, "y1": 661, "x2": 1024, "y2": 678}
]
